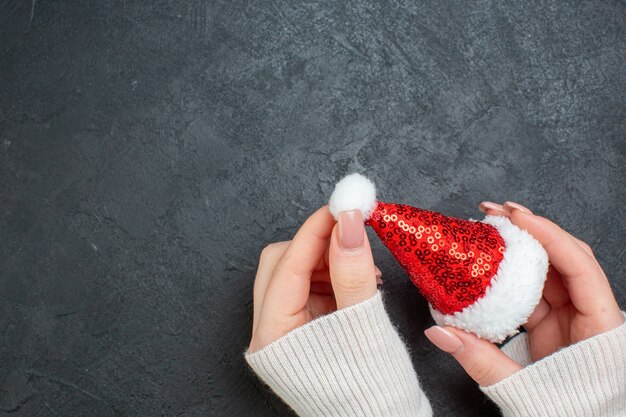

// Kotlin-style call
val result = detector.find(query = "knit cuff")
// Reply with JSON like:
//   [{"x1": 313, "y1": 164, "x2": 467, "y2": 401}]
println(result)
[
  {"x1": 500, "y1": 332, "x2": 533, "y2": 367},
  {"x1": 481, "y1": 314, "x2": 626, "y2": 417},
  {"x1": 245, "y1": 292, "x2": 432, "y2": 417}
]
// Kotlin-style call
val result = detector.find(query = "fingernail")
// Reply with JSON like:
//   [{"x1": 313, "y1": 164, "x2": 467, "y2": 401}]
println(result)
[
  {"x1": 479, "y1": 201, "x2": 504, "y2": 214},
  {"x1": 338, "y1": 210, "x2": 364, "y2": 251},
  {"x1": 424, "y1": 326, "x2": 464, "y2": 353},
  {"x1": 503, "y1": 201, "x2": 532, "y2": 214}
]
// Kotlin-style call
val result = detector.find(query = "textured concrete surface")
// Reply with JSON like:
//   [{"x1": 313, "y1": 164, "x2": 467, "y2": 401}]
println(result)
[{"x1": 1, "y1": 1, "x2": 624, "y2": 416}]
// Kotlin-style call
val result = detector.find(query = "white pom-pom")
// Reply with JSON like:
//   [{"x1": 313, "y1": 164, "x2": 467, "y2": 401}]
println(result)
[{"x1": 328, "y1": 173, "x2": 377, "y2": 220}]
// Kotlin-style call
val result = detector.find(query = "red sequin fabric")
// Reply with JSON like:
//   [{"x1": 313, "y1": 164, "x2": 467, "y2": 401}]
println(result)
[{"x1": 367, "y1": 202, "x2": 506, "y2": 314}]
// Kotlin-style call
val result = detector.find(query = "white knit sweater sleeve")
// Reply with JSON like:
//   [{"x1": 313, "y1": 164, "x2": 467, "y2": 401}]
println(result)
[
  {"x1": 481, "y1": 314, "x2": 626, "y2": 417},
  {"x1": 245, "y1": 292, "x2": 432, "y2": 417}
]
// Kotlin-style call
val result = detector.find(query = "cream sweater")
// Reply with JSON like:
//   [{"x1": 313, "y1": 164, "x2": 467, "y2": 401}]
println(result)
[{"x1": 246, "y1": 292, "x2": 626, "y2": 417}]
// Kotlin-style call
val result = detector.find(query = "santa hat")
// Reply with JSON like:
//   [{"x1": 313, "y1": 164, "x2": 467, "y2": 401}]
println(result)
[{"x1": 329, "y1": 173, "x2": 549, "y2": 343}]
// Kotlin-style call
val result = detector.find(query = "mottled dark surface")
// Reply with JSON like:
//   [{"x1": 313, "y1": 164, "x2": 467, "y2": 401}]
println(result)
[{"x1": 1, "y1": 1, "x2": 624, "y2": 416}]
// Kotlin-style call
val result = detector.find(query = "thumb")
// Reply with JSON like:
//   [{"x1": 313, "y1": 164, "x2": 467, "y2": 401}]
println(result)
[
  {"x1": 329, "y1": 210, "x2": 378, "y2": 309},
  {"x1": 425, "y1": 326, "x2": 522, "y2": 386}
]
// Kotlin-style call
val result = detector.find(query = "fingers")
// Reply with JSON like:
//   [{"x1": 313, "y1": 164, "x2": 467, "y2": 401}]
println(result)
[
  {"x1": 535, "y1": 266, "x2": 571, "y2": 308},
  {"x1": 505, "y1": 209, "x2": 615, "y2": 315},
  {"x1": 253, "y1": 241, "x2": 290, "y2": 333},
  {"x1": 328, "y1": 210, "x2": 378, "y2": 309},
  {"x1": 480, "y1": 201, "x2": 533, "y2": 217},
  {"x1": 305, "y1": 293, "x2": 337, "y2": 318},
  {"x1": 263, "y1": 206, "x2": 336, "y2": 316},
  {"x1": 571, "y1": 236, "x2": 594, "y2": 257},
  {"x1": 425, "y1": 326, "x2": 522, "y2": 386},
  {"x1": 501, "y1": 202, "x2": 595, "y2": 259},
  {"x1": 523, "y1": 297, "x2": 551, "y2": 331},
  {"x1": 479, "y1": 200, "x2": 620, "y2": 318},
  {"x1": 479, "y1": 201, "x2": 507, "y2": 216}
]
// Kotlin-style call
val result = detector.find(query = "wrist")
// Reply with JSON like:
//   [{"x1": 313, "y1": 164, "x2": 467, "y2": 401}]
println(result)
[
  {"x1": 245, "y1": 291, "x2": 432, "y2": 417},
  {"x1": 481, "y1": 313, "x2": 626, "y2": 417}
]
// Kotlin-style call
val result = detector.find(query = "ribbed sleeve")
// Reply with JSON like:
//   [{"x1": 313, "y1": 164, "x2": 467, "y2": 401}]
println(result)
[
  {"x1": 500, "y1": 332, "x2": 533, "y2": 367},
  {"x1": 245, "y1": 292, "x2": 432, "y2": 417},
  {"x1": 481, "y1": 315, "x2": 626, "y2": 417}
]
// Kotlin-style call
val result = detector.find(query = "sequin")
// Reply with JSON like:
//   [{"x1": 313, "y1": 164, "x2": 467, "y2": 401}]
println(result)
[{"x1": 367, "y1": 202, "x2": 506, "y2": 314}]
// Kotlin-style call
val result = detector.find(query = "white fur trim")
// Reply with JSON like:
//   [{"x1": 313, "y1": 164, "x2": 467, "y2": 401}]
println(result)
[
  {"x1": 430, "y1": 215, "x2": 549, "y2": 343},
  {"x1": 328, "y1": 173, "x2": 377, "y2": 220}
]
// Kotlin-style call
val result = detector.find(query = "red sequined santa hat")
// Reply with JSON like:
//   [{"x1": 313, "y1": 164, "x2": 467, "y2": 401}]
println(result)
[{"x1": 329, "y1": 173, "x2": 549, "y2": 343}]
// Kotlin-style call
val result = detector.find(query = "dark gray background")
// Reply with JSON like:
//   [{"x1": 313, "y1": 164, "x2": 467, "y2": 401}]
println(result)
[{"x1": 1, "y1": 1, "x2": 624, "y2": 416}]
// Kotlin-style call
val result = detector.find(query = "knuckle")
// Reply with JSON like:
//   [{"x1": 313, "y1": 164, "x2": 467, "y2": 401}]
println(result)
[
  {"x1": 467, "y1": 358, "x2": 495, "y2": 384},
  {"x1": 336, "y1": 276, "x2": 366, "y2": 291},
  {"x1": 259, "y1": 245, "x2": 274, "y2": 261},
  {"x1": 580, "y1": 241, "x2": 593, "y2": 254},
  {"x1": 334, "y1": 274, "x2": 370, "y2": 295},
  {"x1": 260, "y1": 241, "x2": 288, "y2": 262}
]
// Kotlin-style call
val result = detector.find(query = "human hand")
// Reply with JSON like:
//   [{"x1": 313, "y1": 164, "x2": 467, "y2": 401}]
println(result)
[
  {"x1": 424, "y1": 201, "x2": 624, "y2": 386},
  {"x1": 248, "y1": 206, "x2": 381, "y2": 353}
]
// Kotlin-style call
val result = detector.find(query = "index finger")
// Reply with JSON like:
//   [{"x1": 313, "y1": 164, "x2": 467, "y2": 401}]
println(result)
[
  {"x1": 508, "y1": 210, "x2": 616, "y2": 314},
  {"x1": 263, "y1": 205, "x2": 335, "y2": 316},
  {"x1": 252, "y1": 241, "x2": 290, "y2": 334}
]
